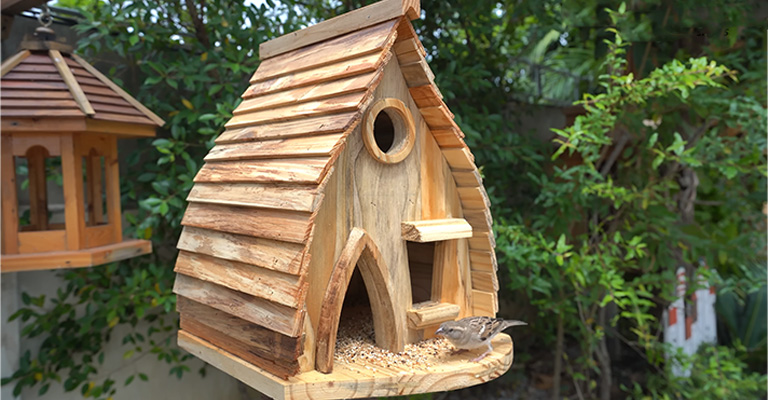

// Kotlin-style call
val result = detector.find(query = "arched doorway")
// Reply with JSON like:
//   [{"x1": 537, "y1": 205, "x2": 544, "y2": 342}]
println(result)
[{"x1": 315, "y1": 228, "x2": 404, "y2": 373}]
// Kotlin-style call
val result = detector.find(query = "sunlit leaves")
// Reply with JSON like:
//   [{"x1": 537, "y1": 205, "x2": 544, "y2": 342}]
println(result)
[{"x1": 496, "y1": 8, "x2": 766, "y2": 395}]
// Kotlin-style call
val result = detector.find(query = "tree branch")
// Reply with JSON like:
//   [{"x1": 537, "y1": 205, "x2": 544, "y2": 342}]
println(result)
[
  {"x1": 184, "y1": 0, "x2": 210, "y2": 48},
  {"x1": 599, "y1": 129, "x2": 630, "y2": 176},
  {"x1": 596, "y1": 305, "x2": 612, "y2": 400},
  {"x1": 552, "y1": 297, "x2": 565, "y2": 400}
]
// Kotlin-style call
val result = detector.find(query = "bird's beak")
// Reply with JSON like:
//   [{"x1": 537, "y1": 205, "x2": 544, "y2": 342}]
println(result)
[
  {"x1": 435, "y1": 327, "x2": 444, "y2": 335},
  {"x1": 510, "y1": 321, "x2": 528, "y2": 327}
]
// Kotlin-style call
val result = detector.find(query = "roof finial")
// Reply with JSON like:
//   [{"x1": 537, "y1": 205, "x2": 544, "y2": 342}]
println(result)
[
  {"x1": 34, "y1": 4, "x2": 57, "y2": 41},
  {"x1": 19, "y1": 3, "x2": 72, "y2": 52}
]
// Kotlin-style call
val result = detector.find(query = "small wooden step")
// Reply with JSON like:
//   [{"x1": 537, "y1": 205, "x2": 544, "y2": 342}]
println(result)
[
  {"x1": 406, "y1": 301, "x2": 460, "y2": 329},
  {"x1": 400, "y1": 218, "x2": 472, "y2": 242}
]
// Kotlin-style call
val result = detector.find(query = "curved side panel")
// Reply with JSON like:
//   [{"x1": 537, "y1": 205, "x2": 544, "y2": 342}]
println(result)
[{"x1": 315, "y1": 227, "x2": 404, "y2": 373}]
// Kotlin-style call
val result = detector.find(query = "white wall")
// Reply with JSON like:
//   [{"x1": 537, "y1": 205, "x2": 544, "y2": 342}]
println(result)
[
  {"x1": 2, "y1": 273, "x2": 21, "y2": 400},
  {"x1": 1, "y1": 270, "x2": 245, "y2": 400}
]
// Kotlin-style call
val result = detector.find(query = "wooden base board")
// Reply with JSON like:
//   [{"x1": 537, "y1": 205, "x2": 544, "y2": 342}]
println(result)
[
  {"x1": 178, "y1": 330, "x2": 515, "y2": 400},
  {"x1": 1, "y1": 239, "x2": 152, "y2": 272}
]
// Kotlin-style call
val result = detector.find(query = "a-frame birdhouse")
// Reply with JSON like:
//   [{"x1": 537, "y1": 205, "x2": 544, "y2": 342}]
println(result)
[
  {"x1": 1, "y1": 28, "x2": 163, "y2": 272},
  {"x1": 174, "y1": 1, "x2": 512, "y2": 398}
]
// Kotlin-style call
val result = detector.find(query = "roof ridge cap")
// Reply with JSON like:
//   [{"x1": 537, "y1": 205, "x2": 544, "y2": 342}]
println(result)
[
  {"x1": 259, "y1": 0, "x2": 419, "y2": 60},
  {"x1": 0, "y1": 50, "x2": 31, "y2": 77},
  {"x1": 49, "y1": 49, "x2": 95, "y2": 116}
]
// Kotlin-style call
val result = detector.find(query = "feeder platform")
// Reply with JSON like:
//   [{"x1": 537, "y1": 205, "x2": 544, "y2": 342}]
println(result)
[{"x1": 179, "y1": 331, "x2": 514, "y2": 400}]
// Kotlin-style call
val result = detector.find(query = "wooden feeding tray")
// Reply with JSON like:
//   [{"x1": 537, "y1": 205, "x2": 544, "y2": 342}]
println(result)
[
  {"x1": 1, "y1": 240, "x2": 151, "y2": 271},
  {"x1": 179, "y1": 331, "x2": 514, "y2": 400}
]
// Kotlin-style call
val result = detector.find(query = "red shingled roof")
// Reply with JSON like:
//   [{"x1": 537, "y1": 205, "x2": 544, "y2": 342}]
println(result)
[{"x1": 1, "y1": 49, "x2": 163, "y2": 130}]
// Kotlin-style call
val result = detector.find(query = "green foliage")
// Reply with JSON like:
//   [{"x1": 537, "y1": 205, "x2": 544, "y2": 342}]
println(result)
[
  {"x1": 1, "y1": 263, "x2": 182, "y2": 398},
  {"x1": 625, "y1": 344, "x2": 767, "y2": 400},
  {"x1": 498, "y1": 4, "x2": 766, "y2": 398},
  {"x1": 716, "y1": 263, "x2": 767, "y2": 368}
]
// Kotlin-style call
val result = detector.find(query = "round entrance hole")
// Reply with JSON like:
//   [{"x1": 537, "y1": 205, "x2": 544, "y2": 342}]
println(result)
[
  {"x1": 362, "y1": 98, "x2": 415, "y2": 164},
  {"x1": 373, "y1": 111, "x2": 395, "y2": 153}
]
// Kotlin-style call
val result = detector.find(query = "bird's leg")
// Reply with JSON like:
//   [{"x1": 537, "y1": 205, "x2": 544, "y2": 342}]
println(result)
[{"x1": 471, "y1": 342, "x2": 494, "y2": 362}]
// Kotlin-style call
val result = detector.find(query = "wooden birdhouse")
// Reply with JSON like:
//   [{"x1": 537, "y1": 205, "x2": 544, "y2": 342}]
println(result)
[
  {"x1": 0, "y1": 27, "x2": 164, "y2": 272},
  {"x1": 174, "y1": 1, "x2": 512, "y2": 398}
]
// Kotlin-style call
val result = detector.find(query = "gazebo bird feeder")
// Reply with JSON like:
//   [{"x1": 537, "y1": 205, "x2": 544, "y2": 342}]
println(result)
[
  {"x1": 173, "y1": 0, "x2": 515, "y2": 398},
  {"x1": 1, "y1": 15, "x2": 164, "y2": 272}
]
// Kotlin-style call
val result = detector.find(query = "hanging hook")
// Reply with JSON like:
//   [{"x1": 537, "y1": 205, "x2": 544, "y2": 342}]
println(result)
[
  {"x1": 38, "y1": 4, "x2": 53, "y2": 28},
  {"x1": 33, "y1": 3, "x2": 57, "y2": 41}
]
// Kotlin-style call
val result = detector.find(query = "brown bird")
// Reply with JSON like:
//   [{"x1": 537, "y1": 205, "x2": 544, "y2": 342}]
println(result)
[{"x1": 435, "y1": 316, "x2": 527, "y2": 362}]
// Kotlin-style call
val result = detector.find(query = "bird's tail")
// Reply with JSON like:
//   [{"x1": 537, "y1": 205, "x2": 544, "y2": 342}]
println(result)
[{"x1": 501, "y1": 320, "x2": 528, "y2": 330}]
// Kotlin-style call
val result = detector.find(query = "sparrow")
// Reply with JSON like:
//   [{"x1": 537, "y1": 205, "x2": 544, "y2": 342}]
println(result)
[{"x1": 435, "y1": 316, "x2": 527, "y2": 362}]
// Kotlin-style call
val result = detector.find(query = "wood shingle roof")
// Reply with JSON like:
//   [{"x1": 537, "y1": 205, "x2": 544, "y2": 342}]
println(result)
[{"x1": 1, "y1": 49, "x2": 163, "y2": 131}]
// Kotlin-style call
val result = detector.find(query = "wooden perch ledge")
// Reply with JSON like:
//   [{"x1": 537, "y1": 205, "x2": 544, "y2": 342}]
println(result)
[
  {"x1": 407, "y1": 301, "x2": 460, "y2": 329},
  {"x1": 401, "y1": 218, "x2": 473, "y2": 242}
]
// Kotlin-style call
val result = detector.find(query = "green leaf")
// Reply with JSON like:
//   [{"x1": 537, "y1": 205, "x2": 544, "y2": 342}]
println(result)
[
  {"x1": 144, "y1": 76, "x2": 163, "y2": 85},
  {"x1": 555, "y1": 234, "x2": 564, "y2": 250},
  {"x1": 652, "y1": 154, "x2": 664, "y2": 169},
  {"x1": 152, "y1": 138, "x2": 171, "y2": 148},
  {"x1": 151, "y1": 181, "x2": 169, "y2": 196},
  {"x1": 718, "y1": 251, "x2": 728, "y2": 264},
  {"x1": 721, "y1": 166, "x2": 738, "y2": 179},
  {"x1": 31, "y1": 294, "x2": 45, "y2": 307},
  {"x1": 141, "y1": 197, "x2": 162, "y2": 207},
  {"x1": 208, "y1": 84, "x2": 223, "y2": 96},
  {"x1": 137, "y1": 173, "x2": 156, "y2": 182},
  {"x1": 38, "y1": 383, "x2": 50, "y2": 395},
  {"x1": 531, "y1": 29, "x2": 561, "y2": 62},
  {"x1": 64, "y1": 377, "x2": 78, "y2": 392},
  {"x1": 158, "y1": 202, "x2": 169, "y2": 216},
  {"x1": 647, "y1": 132, "x2": 658, "y2": 148},
  {"x1": 668, "y1": 132, "x2": 686, "y2": 156}
]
